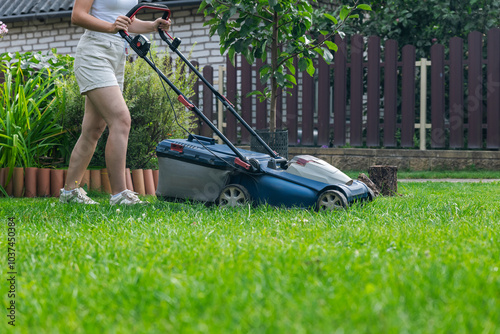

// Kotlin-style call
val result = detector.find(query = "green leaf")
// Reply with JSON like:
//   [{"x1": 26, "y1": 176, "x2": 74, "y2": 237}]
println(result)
[
  {"x1": 246, "y1": 91, "x2": 264, "y2": 98},
  {"x1": 356, "y1": 4, "x2": 372, "y2": 11},
  {"x1": 268, "y1": 0, "x2": 278, "y2": 7},
  {"x1": 285, "y1": 74, "x2": 297, "y2": 85},
  {"x1": 321, "y1": 49, "x2": 333, "y2": 63},
  {"x1": 306, "y1": 59, "x2": 315, "y2": 76},
  {"x1": 340, "y1": 7, "x2": 350, "y2": 21},
  {"x1": 217, "y1": 23, "x2": 226, "y2": 36},
  {"x1": 228, "y1": 48, "x2": 236, "y2": 65},
  {"x1": 285, "y1": 59, "x2": 296, "y2": 75},
  {"x1": 324, "y1": 13, "x2": 338, "y2": 24},
  {"x1": 324, "y1": 40, "x2": 338, "y2": 52},
  {"x1": 298, "y1": 58, "x2": 308, "y2": 72}
]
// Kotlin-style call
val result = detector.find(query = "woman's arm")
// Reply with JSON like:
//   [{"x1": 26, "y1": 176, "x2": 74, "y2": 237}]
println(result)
[
  {"x1": 129, "y1": 18, "x2": 171, "y2": 34},
  {"x1": 71, "y1": 0, "x2": 132, "y2": 34}
]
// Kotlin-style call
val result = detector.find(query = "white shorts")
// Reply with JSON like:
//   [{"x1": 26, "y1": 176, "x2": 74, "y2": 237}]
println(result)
[{"x1": 74, "y1": 31, "x2": 126, "y2": 95}]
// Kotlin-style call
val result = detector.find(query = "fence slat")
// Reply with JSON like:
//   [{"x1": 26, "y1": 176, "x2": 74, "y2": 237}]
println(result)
[
  {"x1": 317, "y1": 36, "x2": 331, "y2": 146},
  {"x1": 226, "y1": 57, "x2": 237, "y2": 142},
  {"x1": 468, "y1": 31, "x2": 483, "y2": 149},
  {"x1": 240, "y1": 57, "x2": 252, "y2": 144},
  {"x1": 401, "y1": 45, "x2": 416, "y2": 147},
  {"x1": 350, "y1": 34, "x2": 364, "y2": 147},
  {"x1": 487, "y1": 28, "x2": 500, "y2": 149},
  {"x1": 366, "y1": 36, "x2": 381, "y2": 147},
  {"x1": 190, "y1": 61, "x2": 201, "y2": 135},
  {"x1": 333, "y1": 34, "x2": 347, "y2": 146},
  {"x1": 201, "y1": 66, "x2": 214, "y2": 138},
  {"x1": 383, "y1": 39, "x2": 398, "y2": 147},
  {"x1": 286, "y1": 58, "x2": 298, "y2": 145},
  {"x1": 449, "y1": 37, "x2": 464, "y2": 148},
  {"x1": 302, "y1": 70, "x2": 315, "y2": 145},
  {"x1": 255, "y1": 58, "x2": 267, "y2": 130},
  {"x1": 431, "y1": 44, "x2": 446, "y2": 148}
]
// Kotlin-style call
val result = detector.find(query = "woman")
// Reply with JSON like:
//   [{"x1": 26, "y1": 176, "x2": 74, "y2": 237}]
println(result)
[{"x1": 60, "y1": 0, "x2": 171, "y2": 205}]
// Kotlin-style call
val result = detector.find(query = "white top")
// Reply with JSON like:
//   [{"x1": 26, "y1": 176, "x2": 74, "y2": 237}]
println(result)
[{"x1": 90, "y1": 0, "x2": 138, "y2": 25}]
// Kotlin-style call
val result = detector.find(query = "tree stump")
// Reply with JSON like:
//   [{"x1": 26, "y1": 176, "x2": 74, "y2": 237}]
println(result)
[{"x1": 368, "y1": 165, "x2": 398, "y2": 196}]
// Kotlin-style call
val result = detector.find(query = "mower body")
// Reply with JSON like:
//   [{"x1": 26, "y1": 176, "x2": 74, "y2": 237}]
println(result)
[{"x1": 156, "y1": 136, "x2": 372, "y2": 208}]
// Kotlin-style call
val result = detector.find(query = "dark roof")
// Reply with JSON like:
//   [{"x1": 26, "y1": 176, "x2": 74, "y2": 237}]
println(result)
[{"x1": 0, "y1": 0, "x2": 202, "y2": 22}]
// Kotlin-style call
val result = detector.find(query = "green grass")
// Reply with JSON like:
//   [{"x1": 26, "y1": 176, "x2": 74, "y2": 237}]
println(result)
[{"x1": 1, "y1": 181, "x2": 500, "y2": 333}]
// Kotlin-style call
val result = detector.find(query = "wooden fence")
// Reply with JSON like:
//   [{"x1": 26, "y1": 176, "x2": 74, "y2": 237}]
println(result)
[{"x1": 192, "y1": 28, "x2": 500, "y2": 150}]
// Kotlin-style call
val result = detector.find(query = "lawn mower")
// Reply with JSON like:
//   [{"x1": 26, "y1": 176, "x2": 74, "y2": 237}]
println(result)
[{"x1": 119, "y1": 4, "x2": 374, "y2": 210}]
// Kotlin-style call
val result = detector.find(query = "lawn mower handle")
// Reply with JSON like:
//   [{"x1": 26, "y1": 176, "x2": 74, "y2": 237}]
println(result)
[{"x1": 118, "y1": 4, "x2": 170, "y2": 39}]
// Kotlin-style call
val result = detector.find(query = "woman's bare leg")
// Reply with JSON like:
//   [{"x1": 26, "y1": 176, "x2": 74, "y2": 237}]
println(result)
[{"x1": 65, "y1": 86, "x2": 131, "y2": 195}]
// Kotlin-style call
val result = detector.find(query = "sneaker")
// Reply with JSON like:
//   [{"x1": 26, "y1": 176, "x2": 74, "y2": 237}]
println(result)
[
  {"x1": 60, "y1": 188, "x2": 99, "y2": 204},
  {"x1": 110, "y1": 190, "x2": 146, "y2": 205}
]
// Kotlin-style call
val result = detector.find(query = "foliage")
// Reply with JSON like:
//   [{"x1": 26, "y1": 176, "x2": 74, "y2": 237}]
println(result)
[
  {"x1": 0, "y1": 53, "x2": 66, "y2": 178},
  {"x1": 339, "y1": 0, "x2": 500, "y2": 58},
  {"x1": 61, "y1": 45, "x2": 198, "y2": 169},
  {"x1": 200, "y1": 0, "x2": 371, "y2": 131},
  {"x1": 1, "y1": 181, "x2": 499, "y2": 332}
]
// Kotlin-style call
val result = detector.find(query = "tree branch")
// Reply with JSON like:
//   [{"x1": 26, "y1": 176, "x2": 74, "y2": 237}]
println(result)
[{"x1": 211, "y1": 0, "x2": 274, "y2": 23}]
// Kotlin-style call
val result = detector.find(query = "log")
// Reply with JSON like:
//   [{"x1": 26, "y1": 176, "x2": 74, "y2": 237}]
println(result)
[
  {"x1": 357, "y1": 173, "x2": 380, "y2": 197},
  {"x1": 368, "y1": 165, "x2": 398, "y2": 196}
]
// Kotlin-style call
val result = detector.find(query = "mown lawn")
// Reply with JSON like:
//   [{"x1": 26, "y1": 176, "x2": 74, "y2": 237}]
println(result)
[{"x1": 1, "y1": 181, "x2": 499, "y2": 333}]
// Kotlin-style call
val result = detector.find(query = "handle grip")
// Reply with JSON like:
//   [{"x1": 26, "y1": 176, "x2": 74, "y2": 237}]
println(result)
[{"x1": 119, "y1": 4, "x2": 171, "y2": 38}]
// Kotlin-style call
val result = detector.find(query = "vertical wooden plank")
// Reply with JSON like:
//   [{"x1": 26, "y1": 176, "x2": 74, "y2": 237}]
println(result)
[
  {"x1": 302, "y1": 68, "x2": 315, "y2": 146},
  {"x1": 286, "y1": 58, "x2": 298, "y2": 145},
  {"x1": 255, "y1": 58, "x2": 267, "y2": 130},
  {"x1": 240, "y1": 56, "x2": 253, "y2": 144},
  {"x1": 226, "y1": 56, "x2": 237, "y2": 142},
  {"x1": 350, "y1": 34, "x2": 364, "y2": 147},
  {"x1": 201, "y1": 65, "x2": 214, "y2": 138},
  {"x1": 383, "y1": 39, "x2": 398, "y2": 147},
  {"x1": 430, "y1": 44, "x2": 446, "y2": 148},
  {"x1": 449, "y1": 37, "x2": 464, "y2": 148},
  {"x1": 468, "y1": 31, "x2": 483, "y2": 149},
  {"x1": 487, "y1": 28, "x2": 500, "y2": 149},
  {"x1": 317, "y1": 36, "x2": 331, "y2": 146},
  {"x1": 190, "y1": 61, "x2": 201, "y2": 134},
  {"x1": 401, "y1": 45, "x2": 416, "y2": 147},
  {"x1": 366, "y1": 36, "x2": 381, "y2": 147},
  {"x1": 333, "y1": 34, "x2": 347, "y2": 146}
]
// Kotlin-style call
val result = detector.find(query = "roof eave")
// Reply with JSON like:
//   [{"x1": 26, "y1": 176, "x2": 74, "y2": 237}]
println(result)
[{"x1": 1, "y1": 0, "x2": 202, "y2": 23}]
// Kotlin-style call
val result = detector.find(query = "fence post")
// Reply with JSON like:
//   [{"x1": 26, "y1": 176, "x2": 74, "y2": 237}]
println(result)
[{"x1": 217, "y1": 65, "x2": 226, "y2": 144}]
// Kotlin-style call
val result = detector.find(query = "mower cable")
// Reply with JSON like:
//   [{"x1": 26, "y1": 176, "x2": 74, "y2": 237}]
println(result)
[{"x1": 148, "y1": 50, "x2": 255, "y2": 175}]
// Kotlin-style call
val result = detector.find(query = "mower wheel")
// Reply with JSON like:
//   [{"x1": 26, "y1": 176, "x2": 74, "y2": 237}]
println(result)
[
  {"x1": 217, "y1": 184, "x2": 250, "y2": 208},
  {"x1": 316, "y1": 190, "x2": 348, "y2": 211}
]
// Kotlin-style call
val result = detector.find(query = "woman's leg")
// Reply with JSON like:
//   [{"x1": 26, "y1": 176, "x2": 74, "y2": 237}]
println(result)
[
  {"x1": 86, "y1": 86, "x2": 131, "y2": 195},
  {"x1": 65, "y1": 86, "x2": 131, "y2": 195},
  {"x1": 64, "y1": 95, "x2": 107, "y2": 191}
]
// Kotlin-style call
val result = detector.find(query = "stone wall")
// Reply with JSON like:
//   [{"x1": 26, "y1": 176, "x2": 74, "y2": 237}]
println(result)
[{"x1": 288, "y1": 147, "x2": 500, "y2": 171}]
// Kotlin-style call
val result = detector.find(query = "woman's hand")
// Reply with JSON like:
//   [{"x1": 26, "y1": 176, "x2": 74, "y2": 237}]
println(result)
[
  {"x1": 153, "y1": 18, "x2": 171, "y2": 32},
  {"x1": 111, "y1": 15, "x2": 133, "y2": 34}
]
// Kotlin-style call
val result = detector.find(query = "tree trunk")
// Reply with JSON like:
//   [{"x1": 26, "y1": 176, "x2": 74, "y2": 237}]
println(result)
[
  {"x1": 269, "y1": 10, "x2": 279, "y2": 133},
  {"x1": 368, "y1": 165, "x2": 398, "y2": 196}
]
